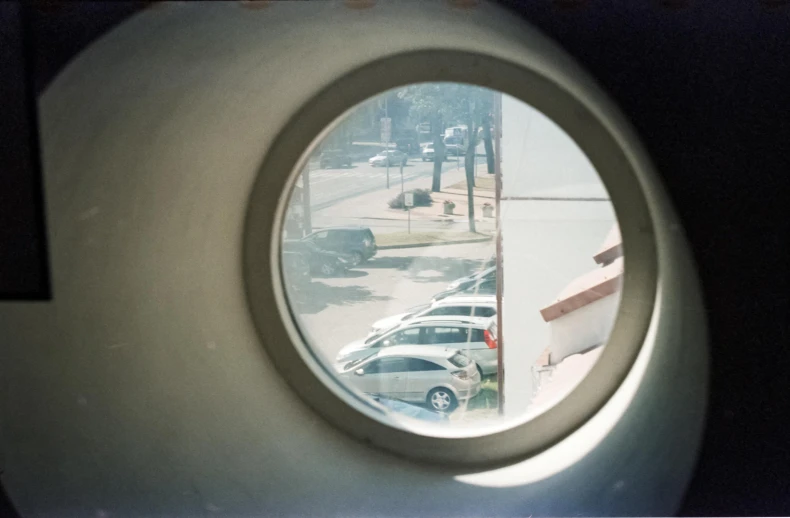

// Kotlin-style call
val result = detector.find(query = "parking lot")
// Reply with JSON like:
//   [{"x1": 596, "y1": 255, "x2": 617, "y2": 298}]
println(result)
[
  {"x1": 285, "y1": 240, "x2": 502, "y2": 421},
  {"x1": 288, "y1": 241, "x2": 495, "y2": 362}
]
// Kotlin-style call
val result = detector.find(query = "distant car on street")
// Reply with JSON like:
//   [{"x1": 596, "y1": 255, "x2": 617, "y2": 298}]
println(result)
[
  {"x1": 443, "y1": 135, "x2": 466, "y2": 156},
  {"x1": 302, "y1": 226, "x2": 377, "y2": 266},
  {"x1": 319, "y1": 149, "x2": 352, "y2": 169},
  {"x1": 336, "y1": 316, "x2": 499, "y2": 377},
  {"x1": 335, "y1": 346, "x2": 481, "y2": 412},
  {"x1": 369, "y1": 149, "x2": 408, "y2": 167},
  {"x1": 368, "y1": 295, "x2": 497, "y2": 338}
]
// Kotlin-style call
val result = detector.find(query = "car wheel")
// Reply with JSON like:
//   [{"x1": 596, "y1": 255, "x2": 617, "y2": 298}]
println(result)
[
  {"x1": 427, "y1": 388, "x2": 457, "y2": 412},
  {"x1": 349, "y1": 251, "x2": 363, "y2": 267},
  {"x1": 319, "y1": 262, "x2": 337, "y2": 276},
  {"x1": 477, "y1": 365, "x2": 485, "y2": 380}
]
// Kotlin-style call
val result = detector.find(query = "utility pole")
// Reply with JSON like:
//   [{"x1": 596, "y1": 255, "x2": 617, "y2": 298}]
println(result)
[
  {"x1": 385, "y1": 96, "x2": 390, "y2": 189},
  {"x1": 302, "y1": 164, "x2": 312, "y2": 235},
  {"x1": 494, "y1": 90, "x2": 504, "y2": 415}
]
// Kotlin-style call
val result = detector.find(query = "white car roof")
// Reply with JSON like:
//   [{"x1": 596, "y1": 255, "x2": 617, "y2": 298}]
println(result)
[
  {"x1": 403, "y1": 315, "x2": 493, "y2": 327},
  {"x1": 374, "y1": 345, "x2": 460, "y2": 360},
  {"x1": 432, "y1": 295, "x2": 496, "y2": 307}
]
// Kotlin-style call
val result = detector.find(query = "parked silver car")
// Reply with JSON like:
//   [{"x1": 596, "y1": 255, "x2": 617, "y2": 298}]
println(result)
[
  {"x1": 369, "y1": 149, "x2": 407, "y2": 167},
  {"x1": 368, "y1": 295, "x2": 497, "y2": 338},
  {"x1": 337, "y1": 316, "x2": 499, "y2": 377},
  {"x1": 335, "y1": 346, "x2": 481, "y2": 412}
]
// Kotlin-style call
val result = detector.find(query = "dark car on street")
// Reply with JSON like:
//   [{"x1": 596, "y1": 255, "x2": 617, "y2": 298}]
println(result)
[
  {"x1": 302, "y1": 227, "x2": 377, "y2": 266},
  {"x1": 282, "y1": 239, "x2": 351, "y2": 276},
  {"x1": 319, "y1": 149, "x2": 352, "y2": 169}
]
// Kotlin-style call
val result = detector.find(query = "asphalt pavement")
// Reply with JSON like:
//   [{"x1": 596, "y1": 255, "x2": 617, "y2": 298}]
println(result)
[
  {"x1": 306, "y1": 156, "x2": 467, "y2": 210},
  {"x1": 287, "y1": 241, "x2": 495, "y2": 363}
]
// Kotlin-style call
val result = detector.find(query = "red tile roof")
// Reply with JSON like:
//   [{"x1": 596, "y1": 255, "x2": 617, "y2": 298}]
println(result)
[{"x1": 539, "y1": 257, "x2": 623, "y2": 322}]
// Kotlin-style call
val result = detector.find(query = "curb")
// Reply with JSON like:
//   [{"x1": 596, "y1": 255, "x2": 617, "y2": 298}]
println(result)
[{"x1": 377, "y1": 236, "x2": 493, "y2": 250}]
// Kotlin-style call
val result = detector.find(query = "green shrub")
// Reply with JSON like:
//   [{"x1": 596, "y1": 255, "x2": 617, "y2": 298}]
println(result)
[{"x1": 388, "y1": 188, "x2": 433, "y2": 209}]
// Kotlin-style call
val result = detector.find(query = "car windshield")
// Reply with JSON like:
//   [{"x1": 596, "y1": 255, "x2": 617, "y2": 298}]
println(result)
[
  {"x1": 404, "y1": 304, "x2": 431, "y2": 318},
  {"x1": 365, "y1": 326, "x2": 396, "y2": 344},
  {"x1": 344, "y1": 353, "x2": 375, "y2": 371}
]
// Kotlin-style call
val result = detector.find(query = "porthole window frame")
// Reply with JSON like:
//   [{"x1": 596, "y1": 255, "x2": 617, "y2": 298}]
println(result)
[{"x1": 243, "y1": 49, "x2": 658, "y2": 466}]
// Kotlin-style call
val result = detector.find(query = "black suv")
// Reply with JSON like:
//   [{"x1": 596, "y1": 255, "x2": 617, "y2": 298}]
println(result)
[
  {"x1": 303, "y1": 227, "x2": 377, "y2": 266},
  {"x1": 319, "y1": 149, "x2": 352, "y2": 169},
  {"x1": 282, "y1": 240, "x2": 350, "y2": 277}
]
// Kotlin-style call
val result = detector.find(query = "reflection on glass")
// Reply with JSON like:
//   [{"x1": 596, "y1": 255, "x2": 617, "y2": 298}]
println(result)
[{"x1": 281, "y1": 83, "x2": 623, "y2": 433}]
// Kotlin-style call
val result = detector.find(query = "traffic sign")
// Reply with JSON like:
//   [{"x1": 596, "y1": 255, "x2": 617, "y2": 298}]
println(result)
[{"x1": 405, "y1": 192, "x2": 414, "y2": 207}]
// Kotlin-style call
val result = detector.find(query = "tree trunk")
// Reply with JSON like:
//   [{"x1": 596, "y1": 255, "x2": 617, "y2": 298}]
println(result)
[
  {"x1": 431, "y1": 112, "x2": 444, "y2": 192},
  {"x1": 465, "y1": 115, "x2": 477, "y2": 233},
  {"x1": 482, "y1": 112, "x2": 495, "y2": 175}
]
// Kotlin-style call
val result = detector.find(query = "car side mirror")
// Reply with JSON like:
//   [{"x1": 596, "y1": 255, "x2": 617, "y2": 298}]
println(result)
[{"x1": 355, "y1": 368, "x2": 365, "y2": 376}]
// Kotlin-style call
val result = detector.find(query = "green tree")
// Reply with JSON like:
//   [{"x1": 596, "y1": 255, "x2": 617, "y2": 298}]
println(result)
[
  {"x1": 398, "y1": 83, "x2": 465, "y2": 192},
  {"x1": 397, "y1": 83, "x2": 497, "y2": 232}
]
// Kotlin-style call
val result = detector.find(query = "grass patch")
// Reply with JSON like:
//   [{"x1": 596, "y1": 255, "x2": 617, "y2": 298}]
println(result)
[
  {"x1": 463, "y1": 376, "x2": 499, "y2": 412},
  {"x1": 447, "y1": 176, "x2": 495, "y2": 191},
  {"x1": 376, "y1": 231, "x2": 492, "y2": 248}
]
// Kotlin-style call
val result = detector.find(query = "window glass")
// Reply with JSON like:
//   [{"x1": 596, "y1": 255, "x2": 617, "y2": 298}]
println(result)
[
  {"x1": 470, "y1": 307, "x2": 496, "y2": 318},
  {"x1": 469, "y1": 329, "x2": 486, "y2": 342},
  {"x1": 426, "y1": 326, "x2": 470, "y2": 344},
  {"x1": 406, "y1": 358, "x2": 446, "y2": 372},
  {"x1": 367, "y1": 358, "x2": 409, "y2": 374},
  {"x1": 448, "y1": 352, "x2": 472, "y2": 368},
  {"x1": 426, "y1": 306, "x2": 469, "y2": 317},
  {"x1": 279, "y1": 82, "x2": 623, "y2": 431},
  {"x1": 382, "y1": 328, "x2": 420, "y2": 346}
]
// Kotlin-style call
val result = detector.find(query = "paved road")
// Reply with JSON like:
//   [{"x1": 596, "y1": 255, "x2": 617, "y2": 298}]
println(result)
[
  {"x1": 286, "y1": 241, "x2": 495, "y2": 363},
  {"x1": 312, "y1": 214, "x2": 497, "y2": 236},
  {"x1": 307, "y1": 157, "x2": 472, "y2": 210}
]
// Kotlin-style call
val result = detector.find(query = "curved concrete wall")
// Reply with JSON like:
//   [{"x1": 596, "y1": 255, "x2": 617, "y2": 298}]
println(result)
[{"x1": 0, "y1": 2, "x2": 706, "y2": 516}]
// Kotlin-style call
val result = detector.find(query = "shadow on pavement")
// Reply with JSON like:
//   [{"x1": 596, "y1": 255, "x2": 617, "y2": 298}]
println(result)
[
  {"x1": 288, "y1": 282, "x2": 392, "y2": 314},
  {"x1": 360, "y1": 256, "x2": 485, "y2": 283},
  {"x1": 340, "y1": 269, "x2": 369, "y2": 278}
]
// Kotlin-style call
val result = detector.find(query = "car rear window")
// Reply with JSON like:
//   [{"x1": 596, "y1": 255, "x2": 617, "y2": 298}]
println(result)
[
  {"x1": 470, "y1": 307, "x2": 496, "y2": 318},
  {"x1": 448, "y1": 352, "x2": 471, "y2": 368}
]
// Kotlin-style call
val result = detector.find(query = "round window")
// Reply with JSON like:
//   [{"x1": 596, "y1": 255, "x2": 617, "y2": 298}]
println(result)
[
  {"x1": 244, "y1": 51, "x2": 656, "y2": 464},
  {"x1": 280, "y1": 82, "x2": 622, "y2": 434}
]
